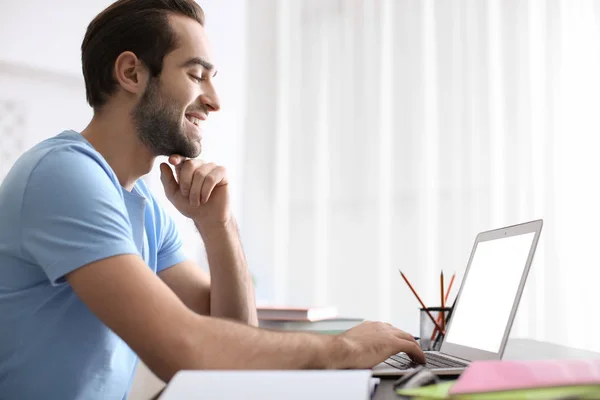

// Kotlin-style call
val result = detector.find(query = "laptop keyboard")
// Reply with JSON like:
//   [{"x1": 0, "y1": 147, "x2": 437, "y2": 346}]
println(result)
[{"x1": 385, "y1": 352, "x2": 469, "y2": 370}]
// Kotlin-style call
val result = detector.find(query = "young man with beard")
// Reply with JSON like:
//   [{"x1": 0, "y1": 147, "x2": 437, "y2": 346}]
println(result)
[{"x1": 0, "y1": 0, "x2": 425, "y2": 399}]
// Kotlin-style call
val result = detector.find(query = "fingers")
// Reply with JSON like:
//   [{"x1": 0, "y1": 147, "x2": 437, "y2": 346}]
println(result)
[
  {"x1": 176, "y1": 160, "x2": 198, "y2": 197},
  {"x1": 387, "y1": 327, "x2": 424, "y2": 363},
  {"x1": 176, "y1": 161, "x2": 227, "y2": 207},
  {"x1": 159, "y1": 163, "x2": 179, "y2": 199},
  {"x1": 400, "y1": 340, "x2": 426, "y2": 364},
  {"x1": 200, "y1": 166, "x2": 227, "y2": 203},
  {"x1": 168, "y1": 154, "x2": 186, "y2": 178},
  {"x1": 377, "y1": 323, "x2": 425, "y2": 364},
  {"x1": 168, "y1": 154, "x2": 186, "y2": 166},
  {"x1": 188, "y1": 163, "x2": 216, "y2": 207},
  {"x1": 342, "y1": 321, "x2": 426, "y2": 368}
]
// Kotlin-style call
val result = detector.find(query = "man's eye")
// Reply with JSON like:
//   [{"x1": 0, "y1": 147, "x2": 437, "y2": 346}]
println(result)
[{"x1": 190, "y1": 74, "x2": 205, "y2": 83}]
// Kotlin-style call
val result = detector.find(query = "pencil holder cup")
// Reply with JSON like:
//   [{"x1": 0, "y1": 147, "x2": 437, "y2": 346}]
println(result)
[{"x1": 419, "y1": 307, "x2": 452, "y2": 351}]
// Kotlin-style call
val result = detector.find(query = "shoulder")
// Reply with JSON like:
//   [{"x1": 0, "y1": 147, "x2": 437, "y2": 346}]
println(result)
[
  {"x1": 1, "y1": 130, "x2": 123, "y2": 211},
  {"x1": 15, "y1": 131, "x2": 123, "y2": 205},
  {"x1": 18, "y1": 131, "x2": 127, "y2": 220},
  {"x1": 25, "y1": 131, "x2": 121, "y2": 191},
  {"x1": 15, "y1": 132, "x2": 140, "y2": 283}
]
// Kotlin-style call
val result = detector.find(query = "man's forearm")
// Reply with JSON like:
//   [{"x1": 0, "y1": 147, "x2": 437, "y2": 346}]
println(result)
[
  {"x1": 197, "y1": 218, "x2": 258, "y2": 326},
  {"x1": 149, "y1": 314, "x2": 343, "y2": 382}
]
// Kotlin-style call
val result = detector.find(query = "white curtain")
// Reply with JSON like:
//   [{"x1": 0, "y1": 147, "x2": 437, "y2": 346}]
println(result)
[{"x1": 240, "y1": 0, "x2": 600, "y2": 352}]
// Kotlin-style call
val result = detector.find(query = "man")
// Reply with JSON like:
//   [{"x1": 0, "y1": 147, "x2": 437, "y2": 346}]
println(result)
[{"x1": 0, "y1": 0, "x2": 424, "y2": 399}]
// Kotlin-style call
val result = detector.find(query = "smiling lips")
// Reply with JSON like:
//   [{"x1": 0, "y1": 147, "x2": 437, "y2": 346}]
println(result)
[
  {"x1": 185, "y1": 112, "x2": 206, "y2": 137},
  {"x1": 185, "y1": 113, "x2": 207, "y2": 128}
]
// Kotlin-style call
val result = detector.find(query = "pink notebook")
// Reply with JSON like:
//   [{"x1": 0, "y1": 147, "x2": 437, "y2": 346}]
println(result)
[{"x1": 450, "y1": 359, "x2": 600, "y2": 395}]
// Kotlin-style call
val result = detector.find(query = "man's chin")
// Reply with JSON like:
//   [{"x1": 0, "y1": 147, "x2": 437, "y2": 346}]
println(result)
[
  {"x1": 170, "y1": 142, "x2": 201, "y2": 159},
  {"x1": 187, "y1": 140, "x2": 202, "y2": 158}
]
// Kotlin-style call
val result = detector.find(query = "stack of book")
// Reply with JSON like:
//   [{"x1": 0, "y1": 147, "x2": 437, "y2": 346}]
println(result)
[{"x1": 257, "y1": 306, "x2": 363, "y2": 334}]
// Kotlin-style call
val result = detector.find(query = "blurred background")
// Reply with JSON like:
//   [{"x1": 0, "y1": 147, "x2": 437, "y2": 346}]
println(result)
[{"x1": 2, "y1": 0, "x2": 600, "y2": 395}]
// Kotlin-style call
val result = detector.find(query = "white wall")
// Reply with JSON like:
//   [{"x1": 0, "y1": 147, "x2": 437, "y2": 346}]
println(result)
[
  {"x1": 0, "y1": 65, "x2": 91, "y2": 176},
  {"x1": 0, "y1": 0, "x2": 114, "y2": 77},
  {"x1": 0, "y1": 1, "x2": 247, "y2": 399}
]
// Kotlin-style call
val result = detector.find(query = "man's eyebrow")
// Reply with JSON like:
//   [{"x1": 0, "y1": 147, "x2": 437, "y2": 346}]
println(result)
[{"x1": 180, "y1": 57, "x2": 217, "y2": 76}]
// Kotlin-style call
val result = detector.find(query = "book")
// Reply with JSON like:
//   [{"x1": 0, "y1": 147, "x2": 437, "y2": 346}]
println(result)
[
  {"x1": 259, "y1": 317, "x2": 364, "y2": 333},
  {"x1": 257, "y1": 305, "x2": 338, "y2": 321},
  {"x1": 396, "y1": 359, "x2": 600, "y2": 399},
  {"x1": 159, "y1": 370, "x2": 379, "y2": 400},
  {"x1": 395, "y1": 381, "x2": 600, "y2": 400},
  {"x1": 449, "y1": 358, "x2": 600, "y2": 395}
]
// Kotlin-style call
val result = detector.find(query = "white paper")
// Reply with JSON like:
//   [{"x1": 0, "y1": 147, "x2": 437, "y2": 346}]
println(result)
[{"x1": 159, "y1": 369, "x2": 375, "y2": 400}]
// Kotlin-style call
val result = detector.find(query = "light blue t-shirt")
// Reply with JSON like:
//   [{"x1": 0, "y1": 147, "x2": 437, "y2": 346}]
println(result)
[{"x1": 0, "y1": 130, "x2": 187, "y2": 400}]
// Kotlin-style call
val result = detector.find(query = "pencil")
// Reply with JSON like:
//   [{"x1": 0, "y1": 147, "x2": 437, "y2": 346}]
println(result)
[
  {"x1": 445, "y1": 273, "x2": 456, "y2": 304},
  {"x1": 431, "y1": 272, "x2": 456, "y2": 341},
  {"x1": 432, "y1": 297, "x2": 458, "y2": 349},
  {"x1": 440, "y1": 271, "x2": 445, "y2": 331},
  {"x1": 398, "y1": 269, "x2": 445, "y2": 335}
]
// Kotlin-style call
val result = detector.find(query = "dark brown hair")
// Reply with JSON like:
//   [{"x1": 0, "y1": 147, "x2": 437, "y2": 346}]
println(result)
[{"x1": 81, "y1": 0, "x2": 205, "y2": 110}]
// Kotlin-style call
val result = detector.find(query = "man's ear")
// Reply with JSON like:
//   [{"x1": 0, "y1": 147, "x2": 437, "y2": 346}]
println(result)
[{"x1": 113, "y1": 51, "x2": 149, "y2": 96}]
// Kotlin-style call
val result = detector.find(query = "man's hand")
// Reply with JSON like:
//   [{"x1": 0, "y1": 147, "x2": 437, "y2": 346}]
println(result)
[
  {"x1": 160, "y1": 155, "x2": 230, "y2": 231},
  {"x1": 328, "y1": 321, "x2": 425, "y2": 369},
  {"x1": 160, "y1": 155, "x2": 257, "y2": 325}
]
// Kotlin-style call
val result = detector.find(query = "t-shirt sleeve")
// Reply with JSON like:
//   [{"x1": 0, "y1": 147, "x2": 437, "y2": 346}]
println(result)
[
  {"x1": 20, "y1": 146, "x2": 140, "y2": 285},
  {"x1": 155, "y1": 202, "x2": 187, "y2": 273}
]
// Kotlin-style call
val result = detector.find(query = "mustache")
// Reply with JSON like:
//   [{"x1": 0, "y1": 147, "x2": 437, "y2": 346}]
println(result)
[{"x1": 185, "y1": 107, "x2": 208, "y2": 115}]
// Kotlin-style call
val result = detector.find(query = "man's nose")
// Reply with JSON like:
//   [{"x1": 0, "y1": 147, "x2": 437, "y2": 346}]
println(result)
[{"x1": 200, "y1": 86, "x2": 220, "y2": 112}]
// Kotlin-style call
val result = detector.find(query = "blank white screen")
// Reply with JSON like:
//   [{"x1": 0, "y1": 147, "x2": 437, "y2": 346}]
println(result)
[{"x1": 444, "y1": 232, "x2": 536, "y2": 353}]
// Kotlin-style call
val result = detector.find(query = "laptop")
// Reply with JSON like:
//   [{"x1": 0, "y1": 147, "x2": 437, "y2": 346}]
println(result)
[{"x1": 372, "y1": 219, "x2": 543, "y2": 376}]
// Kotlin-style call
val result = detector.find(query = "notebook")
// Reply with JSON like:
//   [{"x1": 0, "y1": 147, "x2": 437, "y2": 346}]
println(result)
[
  {"x1": 449, "y1": 358, "x2": 600, "y2": 395},
  {"x1": 257, "y1": 305, "x2": 338, "y2": 321},
  {"x1": 159, "y1": 370, "x2": 379, "y2": 400},
  {"x1": 258, "y1": 317, "x2": 363, "y2": 333},
  {"x1": 396, "y1": 381, "x2": 600, "y2": 400}
]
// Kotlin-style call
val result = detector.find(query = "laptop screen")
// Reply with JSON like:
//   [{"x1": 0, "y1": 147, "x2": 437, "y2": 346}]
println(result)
[{"x1": 443, "y1": 231, "x2": 536, "y2": 353}]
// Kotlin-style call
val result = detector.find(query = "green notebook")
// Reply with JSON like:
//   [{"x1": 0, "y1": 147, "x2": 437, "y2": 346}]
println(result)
[
  {"x1": 396, "y1": 382, "x2": 600, "y2": 400},
  {"x1": 395, "y1": 381, "x2": 455, "y2": 399}
]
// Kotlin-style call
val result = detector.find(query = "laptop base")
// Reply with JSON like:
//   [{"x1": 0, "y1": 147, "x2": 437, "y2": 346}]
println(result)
[{"x1": 371, "y1": 351, "x2": 469, "y2": 377}]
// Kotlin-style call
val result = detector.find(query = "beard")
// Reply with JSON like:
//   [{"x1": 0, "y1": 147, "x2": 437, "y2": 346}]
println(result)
[{"x1": 132, "y1": 77, "x2": 201, "y2": 158}]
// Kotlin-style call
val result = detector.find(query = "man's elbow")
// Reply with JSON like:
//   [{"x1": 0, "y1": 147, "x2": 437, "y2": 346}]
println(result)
[
  {"x1": 140, "y1": 336, "x2": 195, "y2": 383},
  {"x1": 135, "y1": 320, "x2": 206, "y2": 383}
]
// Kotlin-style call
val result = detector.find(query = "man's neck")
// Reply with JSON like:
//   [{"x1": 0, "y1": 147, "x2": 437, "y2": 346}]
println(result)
[{"x1": 81, "y1": 108, "x2": 155, "y2": 191}]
